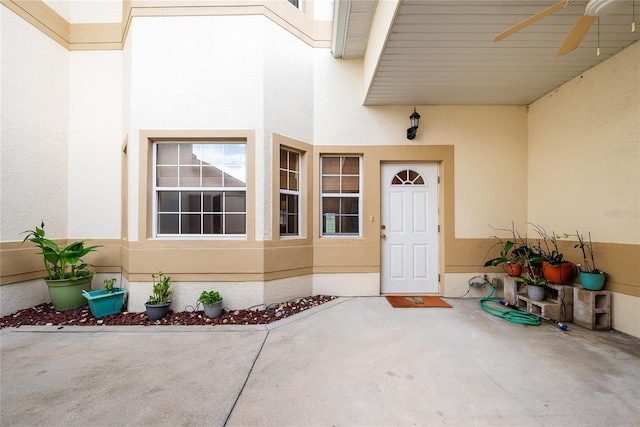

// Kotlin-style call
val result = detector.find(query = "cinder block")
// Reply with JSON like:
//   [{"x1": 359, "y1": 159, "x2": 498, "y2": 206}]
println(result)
[
  {"x1": 504, "y1": 276, "x2": 525, "y2": 306},
  {"x1": 546, "y1": 283, "x2": 574, "y2": 305},
  {"x1": 516, "y1": 296, "x2": 572, "y2": 322},
  {"x1": 573, "y1": 288, "x2": 611, "y2": 330}
]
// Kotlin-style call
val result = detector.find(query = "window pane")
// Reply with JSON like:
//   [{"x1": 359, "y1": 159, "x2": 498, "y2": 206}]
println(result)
[
  {"x1": 322, "y1": 157, "x2": 340, "y2": 174},
  {"x1": 179, "y1": 165, "x2": 200, "y2": 187},
  {"x1": 224, "y1": 173, "x2": 246, "y2": 187},
  {"x1": 203, "y1": 192, "x2": 222, "y2": 212},
  {"x1": 181, "y1": 192, "x2": 201, "y2": 213},
  {"x1": 157, "y1": 144, "x2": 178, "y2": 165},
  {"x1": 322, "y1": 197, "x2": 339, "y2": 214},
  {"x1": 342, "y1": 176, "x2": 359, "y2": 193},
  {"x1": 280, "y1": 149, "x2": 288, "y2": 169},
  {"x1": 322, "y1": 176, "x2": 340, "y2": 193},
  {"x1": 289, "y1": 151, "x2": 299, "y2": 172},
  {"x1": 157, "y1": 166, "x2": 178, "y2": 187},
  {"x1": 287, "y1": 194, "x2": 298, "y2": 214},
  {"x1": 279, "y1": 170, "x2": 288, "y2": 190},
  {"x1": 223, "y1": 144, "x2": 246, "y2": 183},
  {"x1": 181, "y1": 214, "x2": 201, "y2": 234},
  {"x1": 225, "y1": 214, "x2": 246, "y2": 234},
  {"x1": 341, "y1": 198, "x2": 358, "y2": 214},
  {"x1": 158, "y1": 214, "x2": 179, "y2": 234},
  {"x1": 289, "y1": 172, "x2": 298, "y2": 191},
  {"x1": 287, "y1": 215, "x2": 298, "y2": 234},
  {"x1": 179, "y1": 144, "x2": 199, "y2": 165},
  {"x1": 225, "y1": 192, "x2": 246, "y2": 212},
  {"x1": 203, "y1": 214, "x2": 222, "y2": 234},
  {"x1": 202, "y1": 166, "x2": 222, "y2": 187},
  {"x1": 340, "y1": 216, "x2": 359, "y2": 234},
  {"x1": 200, "y1": 144, "x2": 224, "y2": 168},
  {"x1": 158, "y1": 192, "x2": 179, "y2": 212},
  {"x1": 342, "y1": 157, "x2": 359, "y2": 174}
]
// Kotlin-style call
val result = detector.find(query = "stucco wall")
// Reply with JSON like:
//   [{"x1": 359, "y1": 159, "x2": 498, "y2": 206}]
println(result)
[
  {"x1": 68, "y1": 50, "x2": 123, "y2": 239},
  {"x1": 528, "y1": 41, "x2": 640, "y2": 337},
  {"x1": 0, "y1": 5, "x2": 69, "y2": 242},
  {"x1": 528, "y1": 41, "x2": 640, "y2": 244},
  {"x1": 313, "y1": 52, "x2": 529, "y2": 238}
]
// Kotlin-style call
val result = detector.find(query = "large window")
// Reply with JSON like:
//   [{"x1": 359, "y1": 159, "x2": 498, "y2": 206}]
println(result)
[
  {"x1": 280, "y1": 148, "x2": 300, "y2": 236},
  {"x1": 154, "y1": 142, "x2": 247, "y2": 236},
  {"x1": 321, "y1": 156, "x2": 361, "y2": 236}
]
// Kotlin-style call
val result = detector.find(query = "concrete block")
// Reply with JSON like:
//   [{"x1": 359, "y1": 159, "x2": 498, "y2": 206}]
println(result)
[
  {"x1": 573, "y1": 288, "x2": 611, "y2": 330},
  {"x1": 504, "y1": 276, "x2": 525, "y2": 306},
  {"x1": 517, "y1": 295, "x2": 572, "y2": 322},
  {"x1": 546, "y1": 282, "x2": 575, "y2": 305}
]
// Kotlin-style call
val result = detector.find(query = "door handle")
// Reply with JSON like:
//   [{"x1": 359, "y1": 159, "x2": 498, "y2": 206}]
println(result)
[
  {"x1": 381, "y1": 234, "x2": 386, "y2": 239},
  {"x1": 381, "y1": 225, "x2": 386, "y2": 230}
]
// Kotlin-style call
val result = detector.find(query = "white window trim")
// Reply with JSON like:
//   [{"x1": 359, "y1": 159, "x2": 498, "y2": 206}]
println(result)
[
  {"x1": 152, "y1": 142, "x2": 247, "y2": 239},
  {"x1": 320, "y1": 155, "x2": 362, "y2": 238},
  {"x1": 279, "y1": 148, "x2": 302, "y2": 238}
]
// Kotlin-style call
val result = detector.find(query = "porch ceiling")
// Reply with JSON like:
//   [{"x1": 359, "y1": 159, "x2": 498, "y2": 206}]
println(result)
[{"x1": 333, "y1": 0, "x2": 640, "y2": 105}]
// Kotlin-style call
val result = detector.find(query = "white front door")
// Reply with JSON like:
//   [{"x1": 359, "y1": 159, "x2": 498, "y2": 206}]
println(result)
[{"x1": 381, "y1": 163, "x2": 439, "y2": 294}]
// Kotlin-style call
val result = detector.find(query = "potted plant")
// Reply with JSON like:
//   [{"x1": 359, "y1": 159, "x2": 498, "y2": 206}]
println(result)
[
  {"x1": 483, "y1": 224, "x2": 529, "y2": 277},
  {"x1": 22, "y1": 223, "x2": 100, "y2": 311},
  {"x1": 573, "y1": 231, "x2": 607, "y2": 291},
  {"x1": 514, "y1": 257, "x2": 548, "y2": 301},
  {"x1": 82, "y1": 277, "x2": 128, "y2": 318},
  {"x1": 198, "y1": 290, "x2": 223, "y2": 318},
  {"x1": 145, "y1": 272, "x2": 172, "y2": 321},
  {"x1": 529, "y1": 223, "x2": 575, "y2": 284}
]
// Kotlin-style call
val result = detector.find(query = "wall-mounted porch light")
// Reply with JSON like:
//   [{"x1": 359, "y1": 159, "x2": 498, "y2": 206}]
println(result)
[{"x1": 407, "y1": 108, "x2": 420, "y2": 140}]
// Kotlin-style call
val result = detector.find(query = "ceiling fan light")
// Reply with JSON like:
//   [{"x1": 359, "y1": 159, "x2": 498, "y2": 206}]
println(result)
[{"x1": 585, "y1": 0, "x2": 630, "y2": 16}]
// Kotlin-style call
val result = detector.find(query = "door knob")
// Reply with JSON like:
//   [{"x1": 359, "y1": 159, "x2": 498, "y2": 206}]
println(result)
[
  {"x1": 381, "y1": 225, "x2": 386, "y2": 230},
  {"x1": 381, "y1": 234, "x2": 386, "y2": 239}
]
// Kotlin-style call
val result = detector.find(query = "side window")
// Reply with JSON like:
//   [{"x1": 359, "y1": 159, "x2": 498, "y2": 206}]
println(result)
[
  {"x1": 321, "y1": 156, "x2": 361, "y2": 236},
  {"x1": 154, "y1": 142, "x2": 247, "y2": 237},
  {"x1": 279, "y1": 147, "x2": 301, "y2": 236}
]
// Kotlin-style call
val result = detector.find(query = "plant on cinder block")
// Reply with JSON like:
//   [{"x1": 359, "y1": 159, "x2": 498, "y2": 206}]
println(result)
[{"x1": 570, "y1": 231, "x2": 607, "y2": 291}]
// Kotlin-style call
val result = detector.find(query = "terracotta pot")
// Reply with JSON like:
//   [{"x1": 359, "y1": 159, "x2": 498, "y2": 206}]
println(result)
[
  {"x1": 503, "y1": 262, "x2": 523, "y2": 277},
  {"x1": 541, "y1": 261, "x2": 574, "y2": 284}
]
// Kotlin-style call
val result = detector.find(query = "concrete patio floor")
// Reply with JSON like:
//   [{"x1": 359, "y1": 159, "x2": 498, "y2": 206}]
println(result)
[{"x1": 1, "y1": 296, "x2": 639, "y2": 426}]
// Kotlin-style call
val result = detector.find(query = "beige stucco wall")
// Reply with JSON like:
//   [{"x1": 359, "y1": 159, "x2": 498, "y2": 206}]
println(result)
[
  {"x1": 528, "y1": 41, "x2": 640, "y2": 244},
  {"x1": 528, "y1": 41, "x2": 640, "y2": 337},
  {"x1": 0, "y1": 6, "x2": 69, "y2": 242},
  {"x1": 313, "y1": 52, "x2": 529, "y2": 238}
]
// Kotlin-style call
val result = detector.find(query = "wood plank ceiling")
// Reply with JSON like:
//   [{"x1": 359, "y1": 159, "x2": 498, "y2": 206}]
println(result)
[{"x1": 335, "y1": 0, "x2": 640, "y2": 105}]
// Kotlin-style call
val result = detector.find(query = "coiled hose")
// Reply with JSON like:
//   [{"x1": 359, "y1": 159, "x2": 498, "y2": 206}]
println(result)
[{"x1": 479, "y1": 285, "x2": 540, "y2": 326}]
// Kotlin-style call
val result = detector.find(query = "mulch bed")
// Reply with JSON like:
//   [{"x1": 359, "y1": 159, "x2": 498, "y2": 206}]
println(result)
[{"x1": 0, "y1": 295, "x2": 337, "y2": 329}]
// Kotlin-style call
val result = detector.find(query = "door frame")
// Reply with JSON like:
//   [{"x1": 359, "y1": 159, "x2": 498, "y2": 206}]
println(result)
[{"x1": 380, "y1": 161, "x2": 440, "y2": 295}]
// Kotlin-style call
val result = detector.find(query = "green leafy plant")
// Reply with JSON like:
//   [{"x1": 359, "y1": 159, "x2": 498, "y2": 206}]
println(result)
[
  {"x1": 528, "y1": 223, "x2": 565, "y2": 266},
  {"x1": 198, "y1": 290, "x2": 222, "y2": 306},
  {"x1": 22, "y1": 223, "x2": 101, "y2": 280},
  {"x1": 103, "y1": 278, "x2": 117, "y2": 293},
  {"x1": 147, "y1": 272, "x2": 172, "y2": 305}
]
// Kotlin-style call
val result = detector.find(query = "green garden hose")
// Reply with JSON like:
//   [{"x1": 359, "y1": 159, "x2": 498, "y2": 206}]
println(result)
[{"x1": 479, "y1": 286, "x2": 540, "y2": 326}]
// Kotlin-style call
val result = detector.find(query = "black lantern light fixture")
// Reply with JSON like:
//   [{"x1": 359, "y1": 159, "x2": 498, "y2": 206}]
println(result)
[{"x1": 407, "y1": 108, "x2": 420, "y2": 140}]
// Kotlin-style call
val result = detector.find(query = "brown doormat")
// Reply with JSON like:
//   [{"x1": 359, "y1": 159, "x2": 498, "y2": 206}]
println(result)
[{"x1": 385, "y1": 295, "x2": 452, "y2": 308}]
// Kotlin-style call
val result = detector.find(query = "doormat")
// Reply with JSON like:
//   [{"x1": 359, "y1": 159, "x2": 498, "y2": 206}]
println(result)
[{"x1": 385, "y1": 296, "x2": 452, "y2": 308}]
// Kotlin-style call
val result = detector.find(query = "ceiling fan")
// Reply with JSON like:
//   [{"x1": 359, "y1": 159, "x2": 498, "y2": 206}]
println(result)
[{"x1": 494, "y1": 0, "x2": 636, "y2": 56}]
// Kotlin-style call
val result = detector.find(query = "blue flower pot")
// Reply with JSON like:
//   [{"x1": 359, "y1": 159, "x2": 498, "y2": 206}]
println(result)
[
  {"x1": 579, "y1": 272, "x2": 606, "y2": 291},
  {"x1": 83, "y1": 288, "x2": 128, "y2": 318}
]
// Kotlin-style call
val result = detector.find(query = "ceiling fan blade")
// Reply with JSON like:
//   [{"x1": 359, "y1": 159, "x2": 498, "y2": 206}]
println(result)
[
  {"x1": 494, "y1": 0, "x2": 569, "y2": 42},
  {"x1": 555, "y1": 14, "x2": 597, "y2": 56}
]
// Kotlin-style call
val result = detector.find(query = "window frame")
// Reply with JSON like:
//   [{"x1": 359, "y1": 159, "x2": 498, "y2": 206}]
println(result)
[
  {"x1": 279, "y1": 147, "x2": 302, "y2": 238},
  {"x1": 152, "y1": 141, "x2": 248, "y2": 238},
  {"x1": 320, "y1": 155, "x2": 362, "y2": 237}
]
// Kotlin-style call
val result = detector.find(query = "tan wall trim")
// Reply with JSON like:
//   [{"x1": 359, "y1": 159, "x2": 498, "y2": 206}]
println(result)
[{"x1": 2, "y1": 0, "x2": 331, "y2": 51}]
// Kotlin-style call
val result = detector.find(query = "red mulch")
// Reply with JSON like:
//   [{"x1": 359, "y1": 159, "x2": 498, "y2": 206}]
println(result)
[{"x1": 0, "y1": 295, "x2": 337, "y2": 329}]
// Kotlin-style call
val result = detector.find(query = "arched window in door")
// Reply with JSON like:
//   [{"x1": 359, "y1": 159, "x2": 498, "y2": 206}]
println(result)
[{"x1": 391, "y1": 169, "x2": 426, "y2": 186}]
